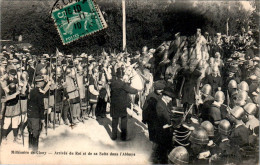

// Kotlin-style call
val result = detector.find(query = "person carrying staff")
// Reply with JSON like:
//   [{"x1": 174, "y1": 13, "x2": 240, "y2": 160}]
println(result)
[{"x1": 63, "y1": 66, "x2": 82, "y2": 124}]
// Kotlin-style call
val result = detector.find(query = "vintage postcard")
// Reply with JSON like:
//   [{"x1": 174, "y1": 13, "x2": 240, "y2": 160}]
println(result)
[{"x1": 0, "y1": 0, "x2": 259, "y2": 164}]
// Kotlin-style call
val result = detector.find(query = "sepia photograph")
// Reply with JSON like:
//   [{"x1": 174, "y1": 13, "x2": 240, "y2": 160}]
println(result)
[{"x1": 0, "y1": 0, "x2": 259, "y2": 164}]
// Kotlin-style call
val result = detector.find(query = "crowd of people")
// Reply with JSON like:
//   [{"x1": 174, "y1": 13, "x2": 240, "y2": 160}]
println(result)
[{"x1": 0, "y1": 27, "x2": 259, "y2": 164}]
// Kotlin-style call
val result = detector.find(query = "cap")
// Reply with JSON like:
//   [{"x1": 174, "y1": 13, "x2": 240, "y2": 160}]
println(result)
[
  {"x1": 43, "y1": 54, "x2": 50, "y2": 58},
  {"x1": 9, "y1": 69, "x2": 17, "y2": 76},
  {"x1": 153, "y1": 80, "x2": 166, "y2": 90},
  {"x1": 35, "y1": 75, "x2": 44, "y2": 82},
  {"x1": 162, "y1": 87, "x2": 176, "y2": 98},
  {"x1": 12, "y1": 58, "x2": 19, "y2": 63},
  {"x1": 248, "y1": 31, "x2": 253, "y2": 35}
]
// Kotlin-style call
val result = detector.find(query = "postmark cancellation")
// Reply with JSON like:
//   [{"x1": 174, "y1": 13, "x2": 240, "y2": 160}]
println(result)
[{"x1": 52, "y1": 0, "x2": 107, "y2": 45}]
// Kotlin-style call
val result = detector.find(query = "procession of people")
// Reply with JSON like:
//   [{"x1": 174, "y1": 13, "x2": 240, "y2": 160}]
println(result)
[{"x1": 0, "y1": 27, "x2": 259, "y2": 164}]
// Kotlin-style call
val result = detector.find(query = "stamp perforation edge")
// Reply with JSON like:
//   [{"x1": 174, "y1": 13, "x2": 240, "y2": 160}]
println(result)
[{"x1": 51, "y1": 0, "x2": 108, "y2": 45}]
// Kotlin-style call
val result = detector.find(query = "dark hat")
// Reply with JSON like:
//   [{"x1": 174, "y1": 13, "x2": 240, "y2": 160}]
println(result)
[
  {"x1": 9, "y1": 69, "x2": 17, "y2": 76},
  {"x1": 35, "y1": 75, "x2": 44, "y2": 82},
  {"x1": 153, "y1": 80, "x2": 166, "y2": 90},
  {"x1": 61, "y1": 59, "x2": 67, "y2": 65},
  {"x1": 228, "y1": 66, "x2": 237, "y2": 73},
  {"x1": 162, "y1": 87, "x2": 176, "y2": 98}
]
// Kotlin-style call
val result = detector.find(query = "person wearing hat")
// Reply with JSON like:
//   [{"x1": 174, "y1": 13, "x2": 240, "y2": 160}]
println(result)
[
  {"x1": 17, "y1": 71, "x2": 30, "y2": 140},
  {"x1": 63, "y1": 66, "x2": 81, "y2": 124},
  {"x1": 38, "y1": 66, "x2": 57, "y2": 129},
  {"x1": 199, "y1": 84, "x2": 215, "y2": 121},
  {"x1": 212, "y1": 119, "x2": 234, "y2": 164},
  {"x1": 35, "y1": 62, "x2": 47, "y2": 76},
  {"x1": 168, "y1": 146, "x2": 189, "y2": 164},
  {"x1": 96, "y1": 62, "x2": 111, "y2": 118},
  {"x1": 109, "y1": 68, "x2": 138, "y2": 141},
  {"x1": 243, "y1": 103, "x2": 259, "y2": 130},
  {"x1": 243, "y1": 103, "x2": 259, "y2": 153},
  {"x1": 212, "y1": 32, "x2": 223, "y2": 56},
  {"x1": 229, "y1": 106, "x2": 249, "y2": 146},
  {"x1": 27, "y1": 59, "x2": 35, "y2": 86},
  {"x1": 229, "y1": 106, "x2": 250, "y2": 162},
  {"x1": 189, "y1": 127, "x2": 211, "y2": 164},
  {"x1": 12, "y1": 58, "x2": 19, "y2": 66},
  {"x1": 27, "y1": 75, "x2": 45, "y2": 151},
  {"x1": 142, "y1": 80, "x2": 165, "y2": 162},
  {"x1": 53, "y1": 66, "x2": 66, "y2": 125},
  {"x1": 1, "y1": 69, "x2": 21, "y2": 144},
  {"x1": 224, "y1": 66, "x2": 241, "y2": 92},
  {"x1": 207, "y1": 91, "x2": 226, "y2": 127},
  {"x1": 154, "y1": 86, "x2": 176, "y2": 163}
]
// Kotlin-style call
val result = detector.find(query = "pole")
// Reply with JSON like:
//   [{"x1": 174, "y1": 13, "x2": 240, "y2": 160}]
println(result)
[
  {"x1": 54, "y1": 56, "x2": 58, "y2": 129},
  {"x1": 65, "y1": 64, "x2": 74, "y2": 127},
  {"x1": 226, "y1": 2, "x2": 230, "y2": 36},
  {"x1": 86, "y1": 56, "x2": 89, "y2": 114},
  {"x1": 122, "y1": 0, "x2": 126, "y2": 51},
  {"x1": 72, "y1": 56, "x2": 84, "y2": 123},
  {"x1": 16, "y1": 67, "x2": 24, "y2": 146},
  {"x1": 46, "y1": 57, "x2": 52, "y2": 135},
  {"x1": 31, "y1": 57, "x2": 38, "y2": 88}
]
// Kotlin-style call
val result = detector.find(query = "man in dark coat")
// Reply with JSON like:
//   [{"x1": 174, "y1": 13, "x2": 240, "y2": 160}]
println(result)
[
  {"x1": 27, "y1": 75, "x2": 45, "y2": 151},
  {"x1": 142, "y1": 80, "x2": 165, "y2": 142},
  {"x1": 110, "y1": 68, "x2": 138, "y2": 141},
  {"x1": 142, "y1": 80, "x2": 165, "y2": 163},
  {"x1": 155, "y1": 87, "x2": 175, "y2": 164}
]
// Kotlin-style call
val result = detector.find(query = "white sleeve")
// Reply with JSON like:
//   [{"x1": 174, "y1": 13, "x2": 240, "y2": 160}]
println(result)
[
  {"x1": 105, "y1": 70, "x2": 112, "y2": 80},
  {"x1": 89, "y1": 85, "x2": 99, "y2": 95}
]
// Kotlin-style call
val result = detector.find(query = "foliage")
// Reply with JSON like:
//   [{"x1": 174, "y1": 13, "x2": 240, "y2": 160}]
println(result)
[{"x1": 1, "y1": 0, "x2": 258, "y2": 55}]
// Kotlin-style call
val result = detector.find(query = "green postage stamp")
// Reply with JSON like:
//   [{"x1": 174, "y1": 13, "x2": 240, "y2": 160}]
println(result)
[{"x1": 52, "y1": 0, "x2": 107, "y2": 45}]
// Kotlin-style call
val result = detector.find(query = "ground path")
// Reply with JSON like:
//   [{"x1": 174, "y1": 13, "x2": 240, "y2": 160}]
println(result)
[{"x1": 0, "y1": 108, "x2": 153, "y2": 164}]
